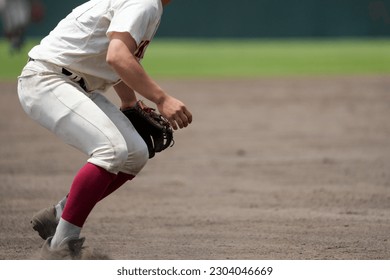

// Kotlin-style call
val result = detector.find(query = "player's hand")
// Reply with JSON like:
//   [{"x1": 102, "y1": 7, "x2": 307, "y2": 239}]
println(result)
[{"x1": 157, "y1": 95, "x2": 192, "y2": 130}]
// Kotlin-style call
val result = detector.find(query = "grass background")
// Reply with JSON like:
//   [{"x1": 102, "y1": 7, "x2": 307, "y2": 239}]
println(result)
[{"x1": 0, "y1": 38, "x2": 389, "y2": 81}]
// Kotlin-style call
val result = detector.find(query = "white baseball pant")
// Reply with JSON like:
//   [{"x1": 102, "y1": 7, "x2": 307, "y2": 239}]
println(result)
[{"x1": 17, "y1": 60, "x2": 149, "y2": 175}]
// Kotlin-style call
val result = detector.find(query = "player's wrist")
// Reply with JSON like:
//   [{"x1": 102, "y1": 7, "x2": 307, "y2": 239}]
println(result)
[
  {"x1": 153, "y1": 90, "x2": 168, "y2": 106},
  {"x1": 120, "y1": 100, "x2": 137, "y2": 110}
]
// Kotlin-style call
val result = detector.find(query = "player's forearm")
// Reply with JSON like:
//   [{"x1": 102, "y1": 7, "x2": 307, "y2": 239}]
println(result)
[
  {"x1": 113, "y1": 81, "x2": 137, "y2": 109},
  {"x1": 119, "y1": 58, "x2": 166, "y2": 105},
  {"x1": 107, "y1": 39, "x2": 167, "y2": 105}
]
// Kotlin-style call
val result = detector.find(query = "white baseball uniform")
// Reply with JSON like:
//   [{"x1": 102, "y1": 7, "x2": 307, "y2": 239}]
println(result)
[{"x1": 18, "y1": 0, "x2": 163, "y2": 175}]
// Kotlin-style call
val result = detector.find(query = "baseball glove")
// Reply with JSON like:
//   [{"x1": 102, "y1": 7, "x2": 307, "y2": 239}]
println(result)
[{"x1": 121, "y1": 100, "x2": 174, "y2": 159}]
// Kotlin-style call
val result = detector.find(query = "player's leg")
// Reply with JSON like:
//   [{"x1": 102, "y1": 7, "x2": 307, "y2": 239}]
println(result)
[
  {"x1": 18, "y1": 75, "x2": 119, "y2": 251},
  {"x1": 18, "y1": 67, "x2": 147, "y2": 256},
  {"x1": 34, "y1": 170, "x2": 135, "y2": 239},
  {"x1": 88, "y1": 92, "x2": 148, "y2": 199},
  {"x1": 99, "y1": 172, "x2": 135, "y2": 199},
  {"x1": 29, "y1": 92, "x2": 148, "y2": 240},
  {"x1": 43, "y1": 91, "x2": 147, "y2": 250},
  {"x1": 50, "y1": 162, "x2": 117, "y2": 248},
  {"x1": 90, "y1": 91, "x2": 149, "y2": 174},
  {"x1": 47, "y1": 91, "x2": 148, "y2": 205}
]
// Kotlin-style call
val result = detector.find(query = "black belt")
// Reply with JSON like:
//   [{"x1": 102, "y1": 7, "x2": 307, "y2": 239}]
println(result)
[
  {"x1": 61, "y1": 68, "x2": 87, "y2": 91},
  {"x1": 28, "y1": 57, "x2": 87, "y2": 91}
]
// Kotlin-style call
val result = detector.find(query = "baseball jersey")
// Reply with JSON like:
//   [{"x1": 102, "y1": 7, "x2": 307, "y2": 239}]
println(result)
[{"x1": 28, "y1": 0, "x2": 162, "y2": 90}]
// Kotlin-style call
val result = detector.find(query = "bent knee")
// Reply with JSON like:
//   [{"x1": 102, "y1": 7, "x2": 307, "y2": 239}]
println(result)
[
  {"x1": 121, "y1": 139, "x2": 149, "y2": 175},
  {"x1": 88, "y1": 141, "x2": 129, "y2": 174},
  {"x1": 88, "y1": 135, "x2": 149, "y2": 175}
]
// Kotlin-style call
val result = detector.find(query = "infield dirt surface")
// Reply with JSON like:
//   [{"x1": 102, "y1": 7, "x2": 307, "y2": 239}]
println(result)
[{"x1": 0, "y1": 76, "x2": 389, "y2": 259}]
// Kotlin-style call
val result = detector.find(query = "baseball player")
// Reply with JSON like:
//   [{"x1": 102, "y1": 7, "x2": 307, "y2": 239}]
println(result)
[
  {"x1": 17, "y1": 0, "x2": 192, "y2": 259},
  {"x1": 0, "y1": 0, "x2": 31, "y2": 51},
  {"x1": 0, "y1": 0, "x2": 44, "y2": 52}
]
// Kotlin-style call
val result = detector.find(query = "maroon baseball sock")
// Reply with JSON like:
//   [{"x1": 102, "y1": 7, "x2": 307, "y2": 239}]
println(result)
[
  {"x1": 61, "y1": 162, "x2": 116, "y2": 227},
  {"x1": 99, "y1": 172, "x2": 135, "y2": 200}
]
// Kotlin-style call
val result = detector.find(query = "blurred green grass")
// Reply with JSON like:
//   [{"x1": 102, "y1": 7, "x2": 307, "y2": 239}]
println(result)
[
  {"x1": 1, "y1": 38, "x2": 389, "y2": 81},
  {"x1": 143, "y1": 39, "x2": 390, "y2": 78}
]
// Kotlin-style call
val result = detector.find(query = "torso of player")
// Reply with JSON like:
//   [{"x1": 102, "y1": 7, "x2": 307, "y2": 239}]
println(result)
[{"x1": 29, "y1": 0, "x2": 162, "y2": 89}]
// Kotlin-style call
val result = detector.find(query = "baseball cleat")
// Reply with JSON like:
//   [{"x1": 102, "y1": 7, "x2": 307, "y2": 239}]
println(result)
[
  {"x1": 31, "y1": 206, "x2": 59, "y2": 240},
  {"x1": 39, "y1": 236, "x2": 85, "y2": 260}
]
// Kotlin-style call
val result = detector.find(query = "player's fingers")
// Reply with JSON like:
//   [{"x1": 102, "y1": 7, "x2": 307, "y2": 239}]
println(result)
[
  {"x1": 183, "y1": 107, "x2": 193, "y2": 124},
  {"x1": 177, "y1": 111, "x2": 190, "y2": 128},
  {"x1": 172, "y1": 115, "x2": 185, "y2": 129},
  {"x1": 163, "y1": 101, "x2": 192, "y2": 130},
  {"x1": 168, "y1": 117, "x2": 178, "y2": 130},
  {"x1": 178, "y1": 109, "x2": 192, "y2": 128}
]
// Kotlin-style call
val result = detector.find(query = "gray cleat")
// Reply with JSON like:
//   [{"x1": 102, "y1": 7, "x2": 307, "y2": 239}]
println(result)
[
  {"x1": 31, "y1": 206, "x2": 59, "y2": 240},
  {"x1": 39, "y1": 236, "x2": 85, "y2": 260}
]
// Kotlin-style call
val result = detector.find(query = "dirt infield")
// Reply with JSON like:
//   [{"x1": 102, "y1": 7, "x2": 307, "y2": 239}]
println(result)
[{"x1": 0, "y1": 76, "x2": 389, "y2": 259}]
